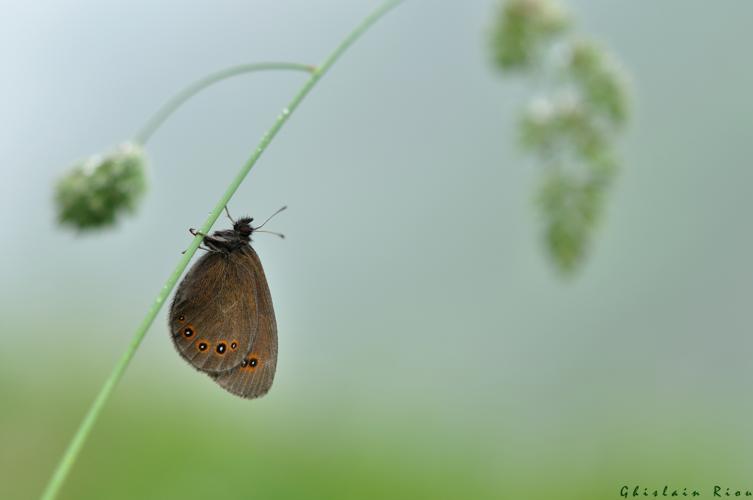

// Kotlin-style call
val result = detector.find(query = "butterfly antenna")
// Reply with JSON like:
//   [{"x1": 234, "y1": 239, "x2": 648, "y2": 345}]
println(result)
[
  {"x1": 253, "y1": 205, "x2": 287, "y2": 230},
  {"x1": 224, "y1": 205, "x2": 235, "y2": 223},
  {"x1": 254, "y1": 230, "x2": 285, "y2": 239}
]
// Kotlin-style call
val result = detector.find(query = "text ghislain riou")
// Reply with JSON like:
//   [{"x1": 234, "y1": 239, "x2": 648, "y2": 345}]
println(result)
[{"x1": 621, "y1": 485, "x2": 753, "y2": 498}]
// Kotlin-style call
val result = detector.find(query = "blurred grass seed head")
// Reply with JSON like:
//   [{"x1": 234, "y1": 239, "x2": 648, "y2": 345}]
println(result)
[
  {"x1": 491, "y1": 0, "x2": 630, "y2": 274},
  {"x1": 55, "y1": 143, "x2": 148, "y2": 231}
]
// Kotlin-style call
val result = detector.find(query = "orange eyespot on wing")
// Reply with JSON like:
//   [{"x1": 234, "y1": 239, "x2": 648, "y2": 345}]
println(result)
[
  {"x1": 181, "y1": 324, "x2": 195, "y2": 338},
  {"x1": 240, "y1": 355, "x2": 260, "y2": 370}
]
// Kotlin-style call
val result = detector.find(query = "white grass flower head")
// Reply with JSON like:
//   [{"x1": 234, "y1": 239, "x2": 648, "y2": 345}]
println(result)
[{"x1": 55, "y1": 142, "x2": 148, "y2": 231}]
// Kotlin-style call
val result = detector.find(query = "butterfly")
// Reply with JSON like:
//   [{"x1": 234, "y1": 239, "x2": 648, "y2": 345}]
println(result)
[{"x1": 169, "y1": 207, "x2": 284, "y2": 398}]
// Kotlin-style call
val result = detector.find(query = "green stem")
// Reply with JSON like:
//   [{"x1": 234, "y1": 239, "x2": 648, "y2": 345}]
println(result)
[
  {"x1": 134, "y1": 62, "x2": 315, "y2": 145},
  {"x1": 40, "y1": 1, "x2": 404, "y2": 499}
]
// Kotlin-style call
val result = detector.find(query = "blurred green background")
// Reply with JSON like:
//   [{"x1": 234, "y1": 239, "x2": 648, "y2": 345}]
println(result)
[{"x1": 3, "y1": 1, "x2": 753, "y2": 498}]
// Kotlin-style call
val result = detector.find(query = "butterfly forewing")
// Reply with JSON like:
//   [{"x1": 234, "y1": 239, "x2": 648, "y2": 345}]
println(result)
[{"x1": 169, "y1": 249, "x2": 260, "y2": 374}]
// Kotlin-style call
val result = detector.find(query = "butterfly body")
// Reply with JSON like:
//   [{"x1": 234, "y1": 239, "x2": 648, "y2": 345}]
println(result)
[{"x1": 169, "y1": 217, "x2": 278, "y2": 399}]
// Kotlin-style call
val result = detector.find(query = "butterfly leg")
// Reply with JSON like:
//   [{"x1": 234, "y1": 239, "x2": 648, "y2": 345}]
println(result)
[
  {"x1": 182, "y1": 244, "x2": 215, "y2": 255},
  {"x1": 224, "y1": 205, "x2": 235, "y2": 223},
  {"x1": 181, "y1": 228, "x2": 217, "y2": 254}
]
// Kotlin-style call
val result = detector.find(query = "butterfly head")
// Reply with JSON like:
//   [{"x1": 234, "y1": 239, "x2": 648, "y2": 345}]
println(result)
[{"x1": 234, "y1": 217, "x2": 254, "y2": 240}]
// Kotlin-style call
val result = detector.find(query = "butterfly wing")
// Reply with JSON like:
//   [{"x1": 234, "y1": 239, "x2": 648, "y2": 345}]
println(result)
[
  {"x1": 211, "y1": 247, "x2": 278, "y2": 398},
  {"x1": 169, "y1": 250, "x2": 260, "y2": 374}
]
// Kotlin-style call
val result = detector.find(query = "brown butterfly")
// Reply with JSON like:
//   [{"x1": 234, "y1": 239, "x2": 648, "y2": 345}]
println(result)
[{"x1": 169, "y1": 207, "x2": 284, "y2": 399}]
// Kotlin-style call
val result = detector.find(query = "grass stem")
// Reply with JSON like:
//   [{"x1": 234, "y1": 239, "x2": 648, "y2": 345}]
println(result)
[{"x1": 134, "y1": 62, "x2": 315, "y2": 145}]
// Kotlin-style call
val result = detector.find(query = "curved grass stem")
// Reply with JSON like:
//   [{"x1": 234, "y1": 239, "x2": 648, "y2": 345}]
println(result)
[
  {"x1": 134, "y1": 62, "x2": 315, "y2": 145},
  {"x1": 40, "y1": 1, "x2": 404, "y2": 499}
]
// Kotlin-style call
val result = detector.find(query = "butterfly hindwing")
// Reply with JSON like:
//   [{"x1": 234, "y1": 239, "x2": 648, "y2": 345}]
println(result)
[{"x1": 211, "y1": 246, "x2": 278, "y2": 399}]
